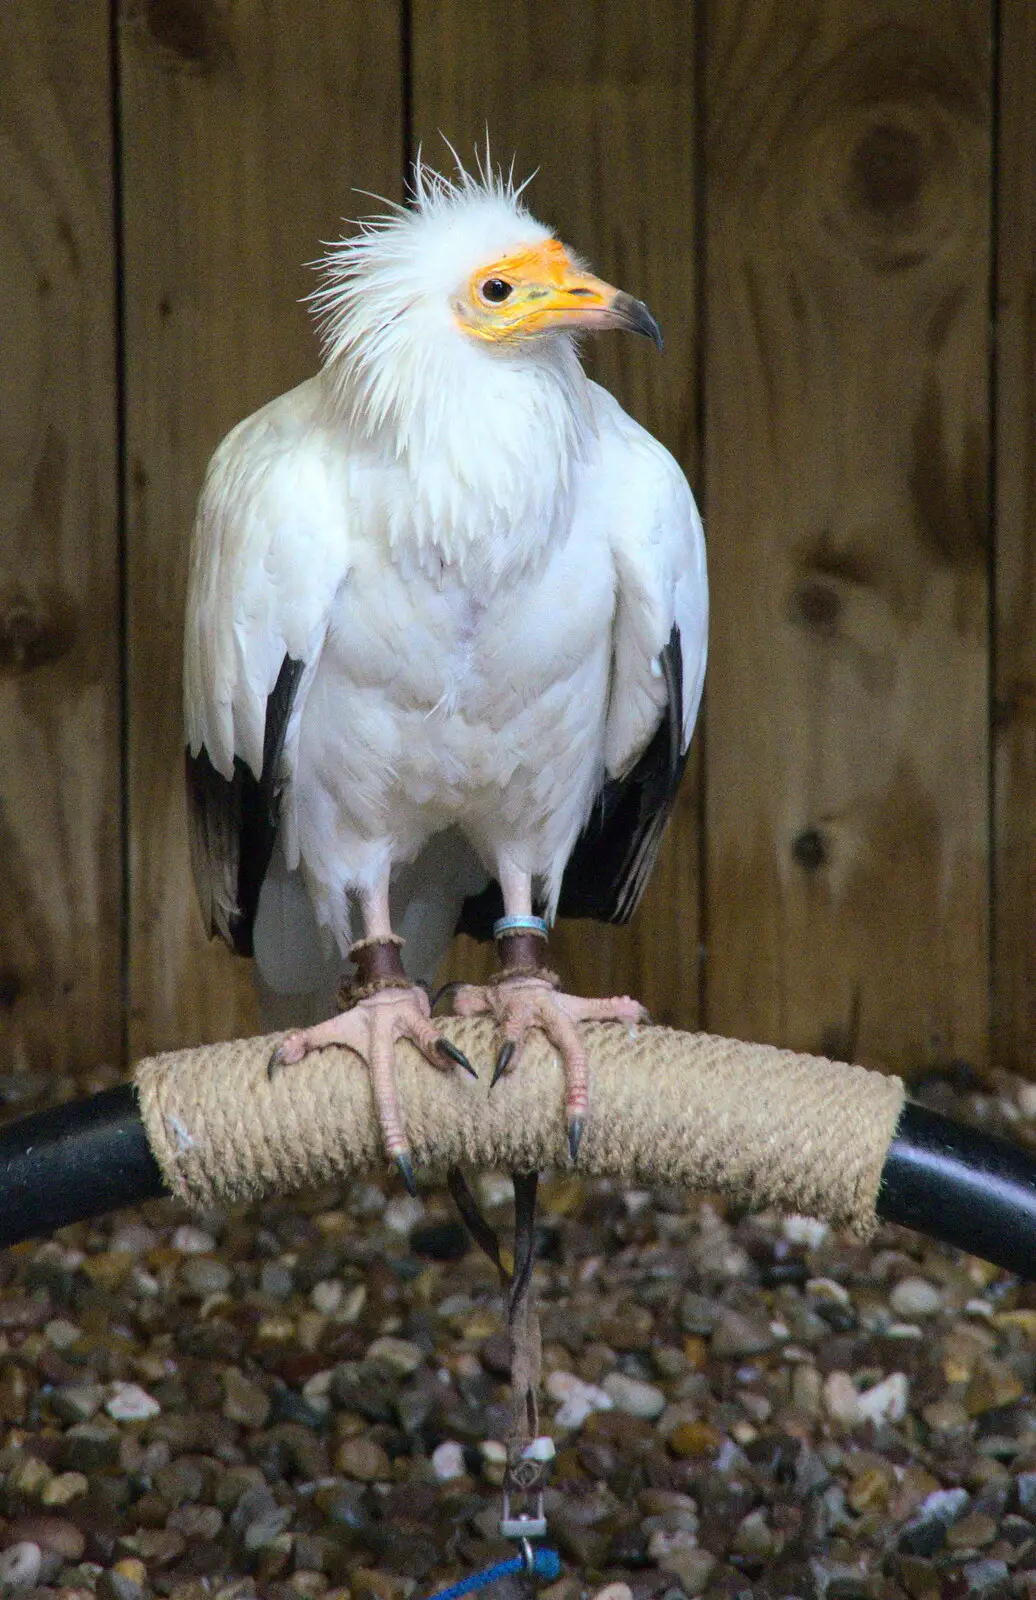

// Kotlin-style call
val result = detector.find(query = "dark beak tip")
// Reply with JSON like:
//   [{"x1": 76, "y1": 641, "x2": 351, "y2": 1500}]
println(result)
[{"x1": 614, "y1": 291, "x2": 663, "y2": 352}]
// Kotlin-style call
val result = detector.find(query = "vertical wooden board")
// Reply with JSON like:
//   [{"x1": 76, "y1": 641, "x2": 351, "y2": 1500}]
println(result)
[
  {"x1": 0, "y1": 6, "x2": 121, "y2": 1077},
  {"x1": 993, "y1": 2, "x2": 1036, "y2": 1075},
  {"x1": 119, "y1": 0, "x2": 403, "y2": 1056},
  {"x1": 704, "y1": 1, "x2": 992, "y2": 1070},
  {"x1": 412, "y1": 3, "x2": 703, "y2": 1027}
]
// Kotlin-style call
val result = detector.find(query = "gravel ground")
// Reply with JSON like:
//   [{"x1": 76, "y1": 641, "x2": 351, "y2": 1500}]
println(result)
[{"x1": 2, "y1": 1063, "x2": 1036, "y2": 1600}]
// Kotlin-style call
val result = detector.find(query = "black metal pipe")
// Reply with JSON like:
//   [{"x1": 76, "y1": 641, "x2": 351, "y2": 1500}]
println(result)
[
  {"x1": 2, "y1": 1089, "x2": 1036, "y2": 1278},
  {"x1": 877, "y1": 1101, "x2": 1036, "y2": 1280},
  {"x1": 0, "y1": 1085, "x2": 165, "y2": 1249}
]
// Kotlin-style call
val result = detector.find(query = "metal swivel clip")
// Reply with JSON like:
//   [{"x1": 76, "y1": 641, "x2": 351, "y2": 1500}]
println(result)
[{"x1": 500, "y1": 1436, "x2": 555, "y2": 1545}]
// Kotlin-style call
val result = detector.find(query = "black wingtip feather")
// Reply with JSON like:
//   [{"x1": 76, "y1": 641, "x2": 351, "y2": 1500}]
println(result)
[{"x1": 185, "y1": 654, "x2": 304, "y2": 958}]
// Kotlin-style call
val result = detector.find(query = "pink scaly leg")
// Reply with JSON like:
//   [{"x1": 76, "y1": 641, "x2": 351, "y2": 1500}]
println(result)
[{"x1": 269, "y1": 878, "x2": 474, "y2": 1193}]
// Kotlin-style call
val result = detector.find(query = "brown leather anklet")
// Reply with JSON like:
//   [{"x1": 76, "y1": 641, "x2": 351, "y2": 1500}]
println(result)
[
  {"x1": 339, "y1": 935, "x2": 408, "y2": 1005},
  {"x1": 493, "y1": 930, "x2": 559, "y2": 988}
]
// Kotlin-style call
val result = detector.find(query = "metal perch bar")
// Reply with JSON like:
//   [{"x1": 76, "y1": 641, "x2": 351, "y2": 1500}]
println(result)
[{"x1": 1, "y1": 1018, "x2": 1035, "y2": 1277}]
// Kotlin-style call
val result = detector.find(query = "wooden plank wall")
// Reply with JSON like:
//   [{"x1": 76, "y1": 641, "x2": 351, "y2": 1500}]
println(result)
[
  {"x1": 0, "y1": 8, "x2": 122, "y2": 1079},
  {"x1": 1, "y1": 0, "x2": 1025, "y2": 1081},
  {"x1": 704, "y1": 1, "x2": 993, "y2": 1072}
]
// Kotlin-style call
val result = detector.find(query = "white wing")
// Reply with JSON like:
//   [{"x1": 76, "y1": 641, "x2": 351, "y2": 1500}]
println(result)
[
  {"x1": 183, "y1": 375, "x2": 352, "y2": 951},
  {"x1": 557, "y1": 384, "x2": 707, "y2": 923}
]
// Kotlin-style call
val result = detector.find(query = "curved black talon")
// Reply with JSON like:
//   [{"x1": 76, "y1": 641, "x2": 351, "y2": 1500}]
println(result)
[
  {"x1": 437, "y1": 1038, "x2": 477, "y2": 1078},
  {"x1": 492, "y1": 1039, "x2": 516, "y2": 1089},
  {"x1": 567, "y1": 1116, "x2": 584, "y2": 1163},
  {"x1": 267, "y1": 1044, "x2": 287, "y2": 1080},
  {"x1": 430, "y1": 980, "x2": 465, "y2": 1015},
  {"x1": 396, "y1": 1151, "x2": 418, "y2": 1197}
]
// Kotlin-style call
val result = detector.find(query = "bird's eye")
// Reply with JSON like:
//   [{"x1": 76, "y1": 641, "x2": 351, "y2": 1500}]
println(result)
[{"x1": 481, "y1": 278, "x2": 513, "y2": 303}]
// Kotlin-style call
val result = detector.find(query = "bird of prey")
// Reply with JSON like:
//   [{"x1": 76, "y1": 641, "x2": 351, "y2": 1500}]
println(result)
[{"x1": 184, "y1": 153, "x2": 707, "y2": 1190}]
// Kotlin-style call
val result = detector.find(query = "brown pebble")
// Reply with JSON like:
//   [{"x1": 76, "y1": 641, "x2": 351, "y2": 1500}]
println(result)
[
  {"x1": 349, "y1": 1568, "x2": 411, "y2": 1600},
  {"x1": 222, "y1": 1366, "x2": 272, "y2": 1427},
  {"x1": 4, "y1": 1514, "x2": 85, "y2": 1561},
  {"x1": 128, "y1": 1527, "x2": 188, "y2": 1566},
  {"x1": 335, "y1": 1436, "x2": 392, "y2": 1481},
  {"x1": 667, "y1": 1421, "x2": 723, "y2": 1459},
  {"x1": 964, "y1": 1358, "x2": 1024, "y2": 1415},
  {"x1": 945, "y1": 1512, "x2": 998, "y2": 1550}
]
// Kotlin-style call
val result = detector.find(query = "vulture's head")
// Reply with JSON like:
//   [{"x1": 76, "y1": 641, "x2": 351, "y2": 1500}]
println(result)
[{"x1": 311, "y1": 149, "x2": 661, "y2": 449}]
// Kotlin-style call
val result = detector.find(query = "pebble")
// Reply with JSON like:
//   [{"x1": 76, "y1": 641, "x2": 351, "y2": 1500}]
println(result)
[
  {"x1": 0, "y1": 1542, "x2": 43, "y2": 1589},
  {"x1": 366, "y1": 1336, "x2": 424, "y2": 1375},
  {"x1": 335, "y1": 1435, "x2": 392, "y2": 1481},
  {"x1": 961, "y1": 1559, "x2": 1010, "y2": 1595},
  {"x1": 783, "y1": 1215, "x2": 830, "y2": 1248},
  {"x1": 40, "y1": 1472, "x2": 89, "y2": 1506},
  {"x1": 889, "y1": 1277, "x2": 943, "y2": 1318},
  {"x1": 710, "y1": 1308, "x2": 773, "y2": 1358},
  {"x1": 222, "y1": 1367, "x2": 272, "y2": 1427},
  {"x1": 823, "y1": 1369, "x2": 908, "y2": 1425},
  {"x1": 105, "y1": 1381, "x2": 161, "y2": 1421},
  {"x1": 946, "y1": 1512, "x2": 999, "y2": 1550},
  {"x1": 171, "y1": 1224, "x2": 217, "y2": 1254},
  {"x1": 431, "y1": 1441, "x2": 466, "y2": 1481},
  {"x1": 1017, "y1": 1472, "x2": 1036, "y2": 1515},
  {"x1": 181, "y1": 1255, "x2": 233, "y2": 1295},
  {"x1": 49, "y1": 1383, "x2": 104, "y2": 1424},
  {"x1": 4, "y1": 1515, "x2": 85, "y2": 1561},
  {"x1": 656, "y1": 1547, "x2": 715, "y2": 1595},
  {"x1": 547, "y1": 1370, "x2": 613, "y2": 1429},
  {"x1": 601, "y1": 1373, "x2": 666, "y2": 1419}
]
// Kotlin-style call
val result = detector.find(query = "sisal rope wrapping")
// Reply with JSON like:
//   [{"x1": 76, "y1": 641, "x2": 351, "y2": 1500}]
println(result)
[{"x1": 134, "y1": 1020, "x2": 904, "y2": 1237}]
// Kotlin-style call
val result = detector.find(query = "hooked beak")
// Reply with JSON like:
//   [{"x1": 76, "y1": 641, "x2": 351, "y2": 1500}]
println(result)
[{"x1": 527, "y1": 271, "x2": 664, "y2": 350}]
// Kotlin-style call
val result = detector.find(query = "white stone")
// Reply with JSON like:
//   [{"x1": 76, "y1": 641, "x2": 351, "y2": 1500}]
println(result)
[
  {"x1": 823, "y1": 1371, "x2": 862, "y2": 1425},
  {"x1": 856, "y1": 1372, "x2": 908, "y2": 1425},
  {"x1": 547, "y1": 1370, "x2": 613, "y2": 1430},
  {"x1": 783, "y1": 1215, "x2": 829, "y2": 1249},
  {"x1": 383, "y1": 1195, "x2": 425, "y2": 1234},
  {"x1": 602, "y1": 1373, "x2": 666, "y2": 1420},
  {"x1": 171, "y1": 1224, "x2": 217, "y2": 1254},
  {"x1": 0, "y1": 1542, "x2": 42, "y2": 1588},
  {"x1": 432, "y1": 1440, "x2": 466, "y2": 1481},
  {"x1": 889, "y1": 1277, "x2": 942, "y2": 1318},
  {"x1": 105, "y1": 1381, "x2": 161, "y2": 1421},
  {"x1": 44, "y1": 1318, "x2": 83, "y2": 1349},
  {"x1": 310, "y1": 1279, "x2": 344, "y2": 1315}
]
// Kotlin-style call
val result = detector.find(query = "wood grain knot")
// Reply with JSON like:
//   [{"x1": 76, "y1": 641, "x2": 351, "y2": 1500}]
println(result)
[
  {"x1": 848, "y1": 124, "x2": 924, "y2": 218},
  {"x1": 0, "y1": 586, "x2": 76, "y2": 674},
  {"x1": 792, "y1": 829, "x2": 828, "y2": 871},
  {"x1": 790, "y1": 580, "x2": 841, "y2": 635},
  {"x1": 145, "y1": 0, "x2": 230, "y2": 70}
]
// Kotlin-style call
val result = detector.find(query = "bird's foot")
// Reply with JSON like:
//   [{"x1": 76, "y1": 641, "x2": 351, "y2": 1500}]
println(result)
[
  {"x1": 269, "y1": 986, "x2": 475, "y2": 1195},
  {"x1": 451, "y1": 976, "x2": 647, "y2": 1161}
]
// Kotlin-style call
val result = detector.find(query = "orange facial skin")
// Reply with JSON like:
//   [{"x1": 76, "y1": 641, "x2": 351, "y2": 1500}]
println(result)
[{"x1": 456, "y1": 239, "x2": 662, "y2": 349}]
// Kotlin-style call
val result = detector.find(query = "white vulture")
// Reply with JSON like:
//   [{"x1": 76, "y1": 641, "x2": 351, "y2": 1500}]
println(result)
[{"x1": 184, "y1": 154, "x2": 707, "y2": 1191}]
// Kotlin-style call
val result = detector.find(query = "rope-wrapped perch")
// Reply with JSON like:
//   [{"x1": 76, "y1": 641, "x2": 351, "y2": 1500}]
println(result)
[
  {"x1": 3, "y1": 1020, "x2": 1036, "y2": 1275},
  {"x1": 136, "y1": 1020, "x2": 903, "y2": 1236}
]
